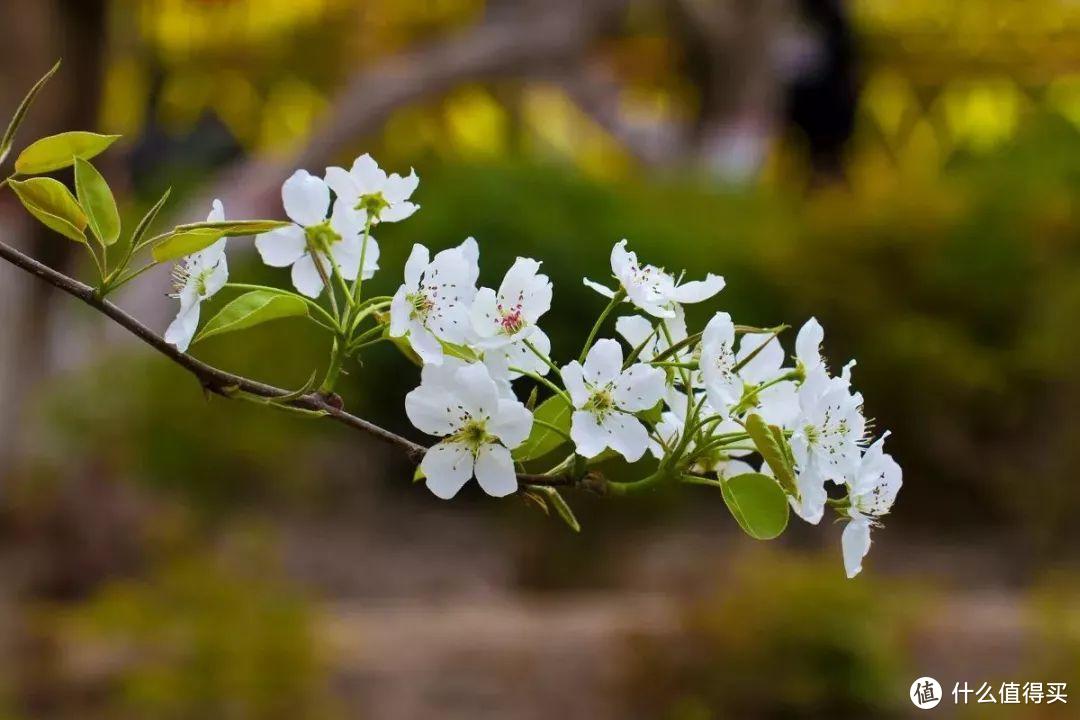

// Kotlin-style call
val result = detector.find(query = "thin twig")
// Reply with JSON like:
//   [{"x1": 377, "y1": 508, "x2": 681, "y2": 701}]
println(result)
[{"x1": 0, "y1": 239, "x2": 584, "y2": 490}]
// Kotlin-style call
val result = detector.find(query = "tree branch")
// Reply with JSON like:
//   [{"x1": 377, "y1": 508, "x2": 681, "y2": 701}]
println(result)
[{"x1": 0, "y1": 239, "x2": 581, "y2": 490}]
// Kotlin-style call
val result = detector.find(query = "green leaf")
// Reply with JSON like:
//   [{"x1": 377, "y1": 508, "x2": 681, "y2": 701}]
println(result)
[
  {"x1": 513, "y1": 395, "x2": 572, "y2": 461},
  {"x1": 527, "y1": 486, "x2": 580, "y2": 532},
  {"x1": 0, "y1": 60, "x2": 60, "y2": 167},
  {"x1": 9, "y1": 177, "x2": 88, "y2": 243},
  {"x1": 173, "y1": 220, "x2": 292, "y2": 236},
  {"x1": 73, "y1": 157, "x2": 120, "y2": 247},
  {"x1": 14, "y1": 131, "x2": 120, "y2": 175},
  {"x1": 195, "y1": 290, "x2": 309, "y2": 343},
  {"x1": 413, "y1": 466, "x2": 426, "y2": 483},
  {"x1": 745, "y1": 413, "x2": 798, "y2": 495},
  {"x1": 129, "y1": 187, "x2": 171, "y2": 250},
  {"x1": 720, "y1": 472, "x2": 789, "y2": 540},
  {"x1": 151, "y1": 228, "x2": 227, "y2": 263}
]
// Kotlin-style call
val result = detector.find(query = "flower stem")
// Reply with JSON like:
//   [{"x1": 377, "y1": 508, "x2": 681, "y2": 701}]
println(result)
[
  {"x1": 510, "y1": 366, "x2": 570, "y2": 404},
  {"x1": 319, "y1": 337, "x2": 346, "y2": 394},
  {"x1": 578, "y1": 288, "x2": 626, "y2": 363},
  {"x1": 522, "y1": 337, "x2": 562, "y2": 376},
  {"x1": 351, "y1": 216, "x2": 374, "y2": 306}
]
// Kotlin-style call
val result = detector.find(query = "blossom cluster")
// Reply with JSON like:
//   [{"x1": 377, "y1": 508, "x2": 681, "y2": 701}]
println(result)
[
  {"x1": 0, "y1": 64, "x2": 902, "y2": 579},
  {"x1": 157, "y1": 154, "x2": 902, "y2": 578}
]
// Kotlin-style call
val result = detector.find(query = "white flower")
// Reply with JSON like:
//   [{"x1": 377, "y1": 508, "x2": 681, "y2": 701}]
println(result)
[
  {"x1": 842, "y1": 433, "x2": 902, "y2": 578},
  {"x1": 699, "y1": 312, "x2": 741, "y2": 415},
  {"x1": 471, "y1": 257, "x2": 552, "y2": 348},
  {"x1": 615, "y1": 308, "x2": 688, "y2": 363},
  {"x1": 389, "y1": 238, "x2": 479, "y2": 365},
  {"x1": 788, "y1": 366, "x2": 866, "y2": 524},
  {"x1": 164, "y1": 199, "x2": 228, "y2": 352},
  {"x1": 734, "y1": 332, "x2": 799, "y2": 428},
  {"x1": 405, "y1": 360, "x2": 533, "y2": 499},
  {"x1": 482, "y1": 325, "x2": 555, "y2": 380},
  {"x1": 795, "y1": 317, "x2": 826, "y2": 375},
  {"x1": 254, "y1": 169, "x2": 379, "y2": 299},
  {"x1": 561, "y1": 339, "x2": 665, "y2": 462},
  {"x1": 584, "y1": 240, "x2": 724, "y2": 318},
  {"x1": 325, "y1": 153, "x2": 419, "y2": 226}
]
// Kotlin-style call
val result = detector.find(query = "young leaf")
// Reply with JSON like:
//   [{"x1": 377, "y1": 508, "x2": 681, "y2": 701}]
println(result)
[
  {"x1": 9, "y1": 177, "x2": 88, "y2": 243},
  {"x1": 0, "y1": 60, "x2": 60, "y2": 167},
  {"x1": 195, "y1": 290, "x2": 309, "y2": 343},
  {"x1": 720, "y1": 472, "x2": 789, "y2": 540},
  {"x1": 73, "y1": 157, "x2": 120, "y2": 246},
  {"x1": 172, "y1": 220, "x2": 292, "y2": 236},
  {"x1": 513, "y1": 395, "x2": 572, "y2": 462},
  {"x1": 745, "y1": 413, "x2": 798, "y2": 495},
  {"x1": 14, "y1": 131, "x2": 120, "y2": 175},
  {"x1": 129, "y1": 187, "x2": 171, "y2": 250},
  {"x1": 527, "y1": 485, "x2": 580, "y2": 532},
  {"x1": 152, "y1": 228, "x2": 227, "y2": 263}
]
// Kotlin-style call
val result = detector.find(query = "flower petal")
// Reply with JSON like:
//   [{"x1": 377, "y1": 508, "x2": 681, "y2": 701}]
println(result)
[
  {"x1": 409, "y1": 324, "x2": 445, "y2": 365},
  {"x1": 561, "y1": 361, "x2": 588, "y2": 407},
  {"x1": 603, "y1": 413, "x2": 650, "y2": 462},
  {"x1": 570, "y1": 410, "x2": 608, "y2": 458},
  {"x1": 454, "y1": 362, "x2": 499, "y2": 420},
  {"x1": 350, "y1": 153, "x2": 387, "y2": 194},
  {"x1": 490, "y1": 399, "x2": 533, "y2": 449},
  {"x1": 583, "y1": 277, "x2": 616, "y2": 298},
  {"x1": 389, "y1": 287, "x2": 411, "y2": 337},
  {"x1": 380, "y1": 200, "x2": 419, "y2": 223},
  {"x1": 737, "y1": 333, "x2": 784, "y2": 385},
  {"x1": 614, "y1": 364, "x2": 666, "y2": 411},
  {"x1": 615, "y1": 315, "x2": 654, "y2": 352},
  {"x1": 383, "y1": 169, "x2": 419, "y2": 204},
  {"x1": 670, "y1": 273, "x2": 725, "y2": 304},
  {"x1": 421, "y1": 442, "x2": 474, "y2": 500},
  {"x1": 255, "y1": 225, "x2": 306, "y2": 268},
  {"x1": 202, "y1": 256, "x2": 229, "y2": 299},
  {"x1": 499, "y1": 257, "x2": 552, "y2": 323},
  {"x1": 796, "y1": 317, "x2": 824, "y2": 368},
  {"x1": 282, "y1": 169, "x2": 330, "y2": 227},
  {"x1": 405, "y1": 383, "x2": 463, "y2": 436},
  {"x1": 474, "y1": 443, "x2": 517, "y2": 498},
  {"x1": 469, "y1": 287, "x2": 502, "y2": 341},
  {"x1": 164, "y1": 301, "x2": 201, "y2": 352},
  {"x1": 403, "y1": 244, "x2": 430, "y2": 288},
  {"x1": 290, "y1": 253, "x2": 325, "y2": 298},
  {"x1": 324, "y1": 165, "x2": 360, "y2": 203},
  {"x1": 207, "y1": 199, "x2": 225, "y2": 223},
  {"x1": 842, "y1": 515, "x2": 872, "y2": 578},
  {"x1": 582, "y1": 339, "x2": 623, "y2": 386}
]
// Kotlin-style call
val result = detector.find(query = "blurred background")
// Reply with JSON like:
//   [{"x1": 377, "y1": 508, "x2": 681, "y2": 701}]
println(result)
[{"x1": 0, "y1": 0, "x2": 1078, "y2": 717}]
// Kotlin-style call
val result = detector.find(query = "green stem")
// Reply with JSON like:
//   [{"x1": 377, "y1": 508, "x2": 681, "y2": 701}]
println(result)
[
  {"x1": 532, "y1": 418, "x2": 573, "y2": 443},
  {"x1": 351, "y1": 217, "x2": 374, "y2": 306},
  {"x1": 522, "y1": 337, "x2": 562, "y2": 376},
  {"x1": 347, "y1": 324, "x2": 386, "y2": 353},
  {"x1": 650, "y1": 330, "x2": 702, "y2": 364},
  {"x1": 623, "y1": 320, "x2": 661, "y2": 367},
  {"x1": 510, "y1": 366, "x2": 570, "y2": 404},
  {"x1": 605, "y1": 469, "x2": 669, "y2": 496},
  {"x1": 306, "y1": 247, "x2": 340, "y2": 319},
  {"x1": 319, "y1": 337, "x2": 346, "y2": 394},
  {"x1": 578, "y1": 288, "x2": 626, "y2": 363}
]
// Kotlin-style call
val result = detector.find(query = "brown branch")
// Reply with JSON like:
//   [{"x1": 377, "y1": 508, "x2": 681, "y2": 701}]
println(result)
[{"x1": 0, "y1": 239, "x2": 580, "y2": 490}]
